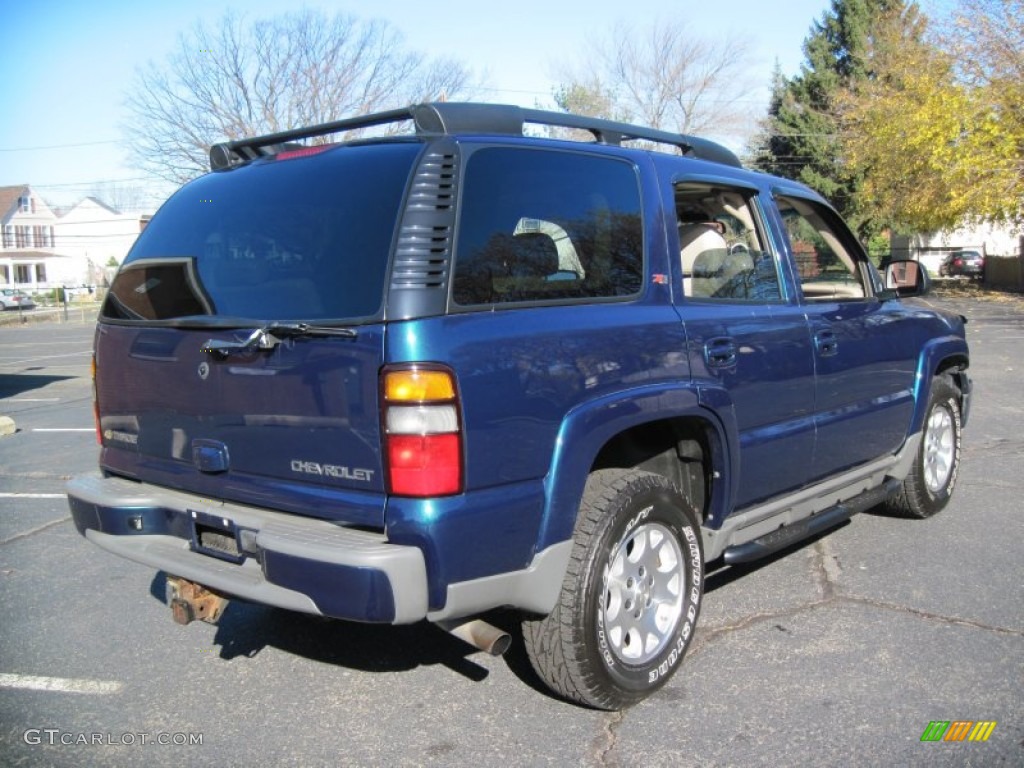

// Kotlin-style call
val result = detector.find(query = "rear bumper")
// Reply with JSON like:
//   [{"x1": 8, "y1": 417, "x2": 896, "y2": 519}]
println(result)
[{"x1": 66, "y1": 473, "x2": 428, "y2": 623}]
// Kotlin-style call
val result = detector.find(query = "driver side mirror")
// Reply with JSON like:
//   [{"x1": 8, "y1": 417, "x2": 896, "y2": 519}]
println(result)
[{"x1": 883, "y1": 259, "x2": 931, "y2": 298}]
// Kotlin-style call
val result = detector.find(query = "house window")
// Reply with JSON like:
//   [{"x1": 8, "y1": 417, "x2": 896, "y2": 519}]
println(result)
[
  {"x1": 0, "y1": 265, "x2": 9, "y2": 283},
  {"x1": 15, "y1": 226, "x2": 29, "y2": 248},
  {"x1": 35, "y1": 264, "x2": 47, "y2": 283},
  {"x1": 19, "y1": 196, "x2": 34, "y2": 213},
  {"x1": 15, "y1": 264, "x2": 32, "y2": 283},
  {"x1": 2, "y1": 226, "x2": 12, "y2": 248},
  {"x1": 32, "y1": 226, "x2": 52, "y2": 248}
]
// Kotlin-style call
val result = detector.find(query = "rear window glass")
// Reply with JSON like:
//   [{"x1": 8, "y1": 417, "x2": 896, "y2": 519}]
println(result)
[
  {"x1": 104, "y1": 142, "x2": 421, "y2": 323},
  {"x1": 452, "y1": 148, "x2": 643, "y2": 306}
]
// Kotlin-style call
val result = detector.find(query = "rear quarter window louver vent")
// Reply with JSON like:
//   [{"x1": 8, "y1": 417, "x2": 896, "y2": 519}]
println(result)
[
  {"x1": 387, "y1": 144, "x2": 459, "y2": 319},
  {"x1": 406, "y1": 152, "x2": 457, "y2": 213}
]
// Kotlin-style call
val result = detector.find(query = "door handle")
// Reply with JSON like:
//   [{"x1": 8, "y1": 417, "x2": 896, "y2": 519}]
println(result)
[
  {"x1": 814, "y1": 329, "x2": 839, "y2": 357},
  {"x1": 704, "y1": 337, "x2": 737, "y2": 368}
]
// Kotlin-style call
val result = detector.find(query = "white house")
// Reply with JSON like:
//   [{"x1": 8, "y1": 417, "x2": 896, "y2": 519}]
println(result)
[
  {"x1": 1, "y1": 185, "x2": 150, "y2": 294},
  {"x1": 0, "y1": 184, "x2": 71, "y2": 291},
  {"x1": 54, "y1": 197, "x2": 150, "y2": 286}
]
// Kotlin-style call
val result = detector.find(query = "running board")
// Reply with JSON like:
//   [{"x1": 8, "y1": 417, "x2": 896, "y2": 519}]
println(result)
[{"x1": 723, "y1": 479, "x2": 901, "y2": 565}]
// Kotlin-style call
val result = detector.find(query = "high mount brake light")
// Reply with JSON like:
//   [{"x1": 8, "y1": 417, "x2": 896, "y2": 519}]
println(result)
[
  {"x1": 275, "y1": 145, "x2": 333, "y2": 162},
  {"x1": 382, "y1": 367, "x2": 462, "y2": 497}
]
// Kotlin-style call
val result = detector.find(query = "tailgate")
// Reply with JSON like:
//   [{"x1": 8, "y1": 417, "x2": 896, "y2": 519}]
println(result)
[{"x1": 96, "y1": 323, "x2": 387, "y2": 527}]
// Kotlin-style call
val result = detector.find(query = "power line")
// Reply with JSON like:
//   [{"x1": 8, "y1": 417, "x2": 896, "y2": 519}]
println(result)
[
  {"x1": 27, "y1": 177, "x2": 156, "y2": 189},
  {"x1": 0, "y1": 139, "x2": 119, "y2": 153}
]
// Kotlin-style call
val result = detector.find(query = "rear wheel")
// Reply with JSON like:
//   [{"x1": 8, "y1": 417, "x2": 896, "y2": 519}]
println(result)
[
  {"x1": 522, "y1": 469, "x2": 703, "y2": 710},
  {"x1": 884, "y1": 376, "x2": 962, "y2": 518}
]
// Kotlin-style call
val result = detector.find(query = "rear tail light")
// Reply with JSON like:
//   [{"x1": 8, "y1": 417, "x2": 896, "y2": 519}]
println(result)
[{"x1": 382, "y1": 366, "x2": 462, "y2": 497}]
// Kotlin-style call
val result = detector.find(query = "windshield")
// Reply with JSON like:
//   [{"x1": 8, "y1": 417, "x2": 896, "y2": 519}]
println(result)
[{"x1": 104, "y1": 141, "x2": 421, "y2": 324}]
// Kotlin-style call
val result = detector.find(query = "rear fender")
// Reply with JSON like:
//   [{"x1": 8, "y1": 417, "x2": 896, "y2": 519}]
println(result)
[{"x1": 537, "y1": 382, "x2": 737, "y2": 551}]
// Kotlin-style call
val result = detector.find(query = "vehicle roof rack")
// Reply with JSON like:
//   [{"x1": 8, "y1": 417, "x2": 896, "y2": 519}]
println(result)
[{"x1": 209, "y1": 102, "x2": 742, "y2": 170}]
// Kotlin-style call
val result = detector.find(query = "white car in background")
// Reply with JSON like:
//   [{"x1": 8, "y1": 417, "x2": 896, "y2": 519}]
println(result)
[{"x1": 0, "y1": 289, "x2": 35, "y2": 310}]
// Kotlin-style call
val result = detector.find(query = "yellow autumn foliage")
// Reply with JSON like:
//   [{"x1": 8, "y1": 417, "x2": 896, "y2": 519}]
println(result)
[{"x1": 840, "y1": 2, "x2": 1022, "y2": 231}]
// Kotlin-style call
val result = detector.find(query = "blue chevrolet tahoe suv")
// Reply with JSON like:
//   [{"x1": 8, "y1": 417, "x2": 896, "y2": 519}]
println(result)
[{"x1": 67, "y1": 103, "x2": 971, "y2": 709}]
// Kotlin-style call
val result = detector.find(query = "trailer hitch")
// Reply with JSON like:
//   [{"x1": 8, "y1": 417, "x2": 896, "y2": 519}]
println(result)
[{"x1": 166, "y1": 576, "x2": 228, "y2": 625}]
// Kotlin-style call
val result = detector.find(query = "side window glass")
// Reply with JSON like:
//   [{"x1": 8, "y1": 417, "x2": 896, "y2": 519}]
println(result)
[
  {"x1": 775, "y1": 195, "x2": 867, "y2": 300},
  {"x1": 452, "y1": 149, "x2": 643, "y2": 306},
  {"x1": 675, "y1": 183, "x2": 781, "y2": 302}
]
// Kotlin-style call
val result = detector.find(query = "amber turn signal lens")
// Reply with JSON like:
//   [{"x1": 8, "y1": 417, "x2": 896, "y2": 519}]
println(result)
[{"x1": 384, "y1": 369, "x2": 455, "y2": 402}]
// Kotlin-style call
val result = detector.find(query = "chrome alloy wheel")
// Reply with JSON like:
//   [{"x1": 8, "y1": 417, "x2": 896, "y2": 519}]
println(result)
[
  {"x1": 602, "y1": 522, "x2": 685, "y2": 665},
  {"x1": 923, "y1": 404, "x2": 955, "y2": 494}
]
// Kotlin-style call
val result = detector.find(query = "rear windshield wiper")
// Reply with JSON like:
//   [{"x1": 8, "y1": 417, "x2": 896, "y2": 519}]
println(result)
[{"x1": 201, "y1": 322, "x2": 357, "y2": 359}]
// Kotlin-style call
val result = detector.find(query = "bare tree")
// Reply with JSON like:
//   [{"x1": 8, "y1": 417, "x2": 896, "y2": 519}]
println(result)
[
  {"x1": 89, "y1": 182, "x2": 147, "y2": 214},
  {"x1": 944, "y1": 0, "x2": 1024, "y2": 88},
  {"x1": 125, "y1": 9, "x2": 478, "y2": 184},
  {"x1": 552, "y1": 20, "x2": 756, "y2": 142}
]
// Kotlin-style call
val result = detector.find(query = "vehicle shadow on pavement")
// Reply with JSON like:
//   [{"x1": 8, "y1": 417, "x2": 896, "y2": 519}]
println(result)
[
  {"x1": 701, "y1": 521, "x2": 850, "y2": 594},
  {"x1": 0, "y1": 373, "x2": 74, "y2": 398},
  {"x1": 148, "y1": 572, "x2": 493, "y2": 682}
]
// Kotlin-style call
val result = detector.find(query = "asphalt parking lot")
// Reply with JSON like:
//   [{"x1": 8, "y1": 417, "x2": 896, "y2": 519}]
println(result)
[{"x1": 0, "y1": 296, "x2": 1021, "y2": 767}]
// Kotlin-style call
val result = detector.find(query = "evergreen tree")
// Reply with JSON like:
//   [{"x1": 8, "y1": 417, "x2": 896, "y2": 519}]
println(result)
[{"x1": 751, "y1": 0, "x2": 910, "y2": 238}]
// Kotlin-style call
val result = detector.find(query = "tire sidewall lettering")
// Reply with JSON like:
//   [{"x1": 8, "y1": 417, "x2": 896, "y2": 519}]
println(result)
[{"x1": 646, "y1": 523, "x2": 701, "y2": 685}]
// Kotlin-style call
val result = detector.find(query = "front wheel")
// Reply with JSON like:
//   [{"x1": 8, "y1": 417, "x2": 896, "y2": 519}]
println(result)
[
  {"x1": 884, "y1": 376, "x2": 962, "y2": 518},
  {"x1": 522, "y1": 469, "x2": 703, "y2": 710}
]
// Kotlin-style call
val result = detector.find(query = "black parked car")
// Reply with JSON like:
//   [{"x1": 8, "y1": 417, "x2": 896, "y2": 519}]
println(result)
[{"x1": 940, "y1": 250, "x2": 985, "y2": 279}]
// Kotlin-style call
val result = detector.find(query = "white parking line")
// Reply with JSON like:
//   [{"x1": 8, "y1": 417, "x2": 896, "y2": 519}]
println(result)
[
  {"x1": 0, "y1": 398, "x2": 61, "y2": 403},
  {"x1": 0, "y1": 351, "x2": 92, "y2": 368},
  {"x1": 32, "y1": 428, "x2": 94, "y2": 433},
  {"x1": 0, "y1": 495, "x2": 66, "y2": 501},
  {"x1": 0, "y1": 673, "x2": 123, "y2": 695},
  {"x1": 0, "y1": 341, "x2": 93, "y2": 348}
]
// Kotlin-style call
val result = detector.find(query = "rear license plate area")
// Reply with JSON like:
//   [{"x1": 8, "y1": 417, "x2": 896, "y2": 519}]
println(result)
[{"x1": 189, "y1": 510, "x2": 244, "y2": 564}]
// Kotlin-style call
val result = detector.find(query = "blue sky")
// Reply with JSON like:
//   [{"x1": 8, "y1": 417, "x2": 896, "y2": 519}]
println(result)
[{"x1": 1, "y1": 0, "x2": 838, "y2": 209}]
